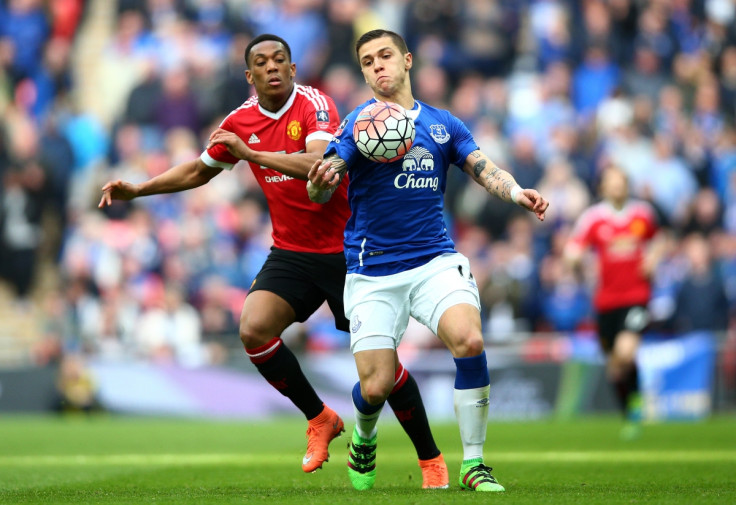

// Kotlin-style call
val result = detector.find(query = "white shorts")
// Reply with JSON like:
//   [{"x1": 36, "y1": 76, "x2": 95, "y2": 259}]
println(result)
[{"x1": 345, "y1": 253, "x2": 481, "y2": 353}]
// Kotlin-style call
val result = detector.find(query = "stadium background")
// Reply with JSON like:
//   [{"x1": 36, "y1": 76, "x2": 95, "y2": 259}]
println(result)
[{"x1": 0, "y1": 0, "x2": 734, "y2": 421}]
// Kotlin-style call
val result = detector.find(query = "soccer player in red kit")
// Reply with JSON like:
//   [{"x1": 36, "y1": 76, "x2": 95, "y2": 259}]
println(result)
[
  {"x1": 565, "y1": 165, "x2": 663, "y2": 439},
  {"x1": 98, "y1": 34, "x2": 448, "y2": 486}
]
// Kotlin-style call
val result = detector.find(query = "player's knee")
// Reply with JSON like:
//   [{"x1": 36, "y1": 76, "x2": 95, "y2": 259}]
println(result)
[
  {"x1": 451, "y1": 334, "x2": 485, "y2": 358},
  {"x1": 607, "y1": 354, "x2": 634, "y2": 380},
  {"x1": 607, "y1": 359, "x2": 623, "y2": 381},
  {"x1": 239, "y1": 322, "x2": 272, "y2": 349},
  {"x1": 360, "y1": 379, "x2": 392, "y2": 405},
  {"x1": 614, "y1": 332, "x2": 639, "y2": 363}
]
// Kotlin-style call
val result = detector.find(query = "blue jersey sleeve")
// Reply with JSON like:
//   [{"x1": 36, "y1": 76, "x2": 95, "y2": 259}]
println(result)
[
  {"x1": 324, "y1": 110, "x2": 361, "y2": 165},
  {"x1": 448, "y1": 114, "x2": 479, "y2": 168}
]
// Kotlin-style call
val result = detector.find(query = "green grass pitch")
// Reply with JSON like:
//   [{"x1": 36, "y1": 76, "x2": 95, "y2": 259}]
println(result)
[{"x1": 0, "y1": 415, "x2": 734, "y2": 504}]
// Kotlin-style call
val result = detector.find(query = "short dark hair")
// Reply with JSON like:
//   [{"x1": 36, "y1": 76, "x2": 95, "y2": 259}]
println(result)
[
  {"x1": 244, "y1": 34, "x2": 292, "y2": 68},
  {"x1": 355, "y1": 29, "x2": 409, "y2": 61}
]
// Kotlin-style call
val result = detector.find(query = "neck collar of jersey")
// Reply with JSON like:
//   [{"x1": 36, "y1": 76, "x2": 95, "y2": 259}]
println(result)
[
  {"x1": 603, "y1": 199, "x2": 631, "y2": 216},
  {"x1": 258, "y1": 85, "x2": 297, "y2": 119},
  {"x1": 407, "y1": 101, "x2": 421, "y2": 121}
]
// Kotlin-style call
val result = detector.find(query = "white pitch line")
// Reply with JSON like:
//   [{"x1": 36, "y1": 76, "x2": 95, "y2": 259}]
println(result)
[{"x1": 0, "y1": 451, "x2": 733, "y2": 466}]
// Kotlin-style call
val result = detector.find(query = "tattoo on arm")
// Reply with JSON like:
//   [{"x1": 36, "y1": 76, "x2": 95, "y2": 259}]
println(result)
[
  {"x1": 499, "y1": 180, "x2": 513, "y2": 200},
  {"x1": 324, "y1": 153, "x2": 348, "y2": 181},
  {"x1": 473, "y1": 156, "x2": 517, "y2": 202},
  {"x1": 472, "y1": 159, "x2": 486, "y2": 178},
  {"x1": 308, "y1": 153, "x2": 348, "y2": 204},
  {"x1": 482, "y1": 164, "x2": 499, "y2": 183},
  {"x1": 329, "y1": 156, "x2": 348, "y2": 176}
]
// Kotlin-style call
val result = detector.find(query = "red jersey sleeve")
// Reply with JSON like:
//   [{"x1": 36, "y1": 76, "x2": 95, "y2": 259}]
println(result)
[
  {"x1": 642, "y1": 202, "x2": 658, "y2": 240},
  {"x1": 200, "y1": 114, "x2": 239, "y2": 170},
  {"x1": 568, "y1": 206, "x2": 596, "y2": 251},
  {"x1": 301, "y1": 88, "x2": 340, "y2": 145}
]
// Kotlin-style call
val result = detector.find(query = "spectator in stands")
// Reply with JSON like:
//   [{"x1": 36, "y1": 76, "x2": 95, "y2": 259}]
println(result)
[
  {"x1": 123, "y1": 58, "x2": 164, "y2": 128},
  {"x1": 673, "y1": 233, "x2": 730, "y2": 333},
  {"x1": 682, "y1": 187, "x2": 724, "y2": 237},
  {"x1": 0, "y1": 0, "x2": 50, "y2": 82},
  {"x1": 536, "y1": 157, "x2": 591, "y2": 231},
  {"x1": 539, "y1": 258, "x2": 592, "y2": 333},
  {"x1": 572, "y1": 42, "x2": 620, "y2": 118},
  {"x1": 719, "y1": 46, "x2": 736, "y2": 118},
  {"x1": 640, "y1": 133, "x2": 698, "y2": 227},
  {"x1": 133, "y1": 282, "x2": 204, "y2": 366},
  {"x1": 53, "y1": 353, "x2": 104, "y2": 413},
  {"x1": 622, "y1": 41, "x2": 669, "y2": 104},
  {"x1": 153, "y1": 67, "x2": 202, "y2": 135},
  {"x1": 0, "y1": 161, "x2": 46, "y2": 305}
]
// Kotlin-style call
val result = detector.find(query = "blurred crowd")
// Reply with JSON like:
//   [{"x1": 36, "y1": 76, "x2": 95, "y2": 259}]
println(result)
[{"x1": 1, "y1": 0, "x2": 735, "y2": 368}]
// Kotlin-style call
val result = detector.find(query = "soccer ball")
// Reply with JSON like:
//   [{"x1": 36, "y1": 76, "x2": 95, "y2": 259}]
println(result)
[{"x1": 353, "y1": 101, "x2": 415, "y2": 163}]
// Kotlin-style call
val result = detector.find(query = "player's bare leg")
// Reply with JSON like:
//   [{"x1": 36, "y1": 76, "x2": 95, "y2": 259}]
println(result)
[{"x1": 609, "y1": 330, "x2": 643, "y2": 440}]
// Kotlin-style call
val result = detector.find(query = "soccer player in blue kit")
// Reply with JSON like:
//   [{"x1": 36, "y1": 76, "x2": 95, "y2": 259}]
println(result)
[{"x1": 307, "y1": 29, "x2": 549, "y2": 492}]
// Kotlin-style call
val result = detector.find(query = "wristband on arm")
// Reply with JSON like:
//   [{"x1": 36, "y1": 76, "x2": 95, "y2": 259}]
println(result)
[{"x1": 511, "y1": 185, "x2": 523, "y2": 204}]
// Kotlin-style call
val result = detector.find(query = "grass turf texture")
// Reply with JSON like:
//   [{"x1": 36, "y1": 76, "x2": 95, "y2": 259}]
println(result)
[{"x1": 0, "y1": 415, "x2": 734, "y2": 504}]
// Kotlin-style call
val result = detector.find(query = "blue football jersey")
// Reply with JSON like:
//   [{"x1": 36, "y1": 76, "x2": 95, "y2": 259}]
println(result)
[{"x1": 325, "y1": 99, "x2": 479, "y2": 276}]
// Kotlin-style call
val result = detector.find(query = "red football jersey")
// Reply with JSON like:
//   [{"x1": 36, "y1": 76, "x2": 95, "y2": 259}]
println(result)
[
  {"x1": 567, "y1": 200, "x2": 658, "y2": 311},
  {"x1": 201, "y1": 85, "x2": 349, "y2": 254}
]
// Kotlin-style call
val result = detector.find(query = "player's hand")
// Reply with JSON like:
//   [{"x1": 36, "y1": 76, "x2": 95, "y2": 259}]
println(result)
[
  {"x1": 207, "y1": 128, "x2": 253, "y2": 161},
  {"x1": 516, "y1": 189, "x2": 549, "y2": 221},
  {"x1": 640, "y1": 251, "x2": 659, "y2": 278},
  {"x1": 98, "y1": 180, "x2": 139, "y2": 208},
  {"x1": 307, "y1": 158, "x2": 341, "y2": 190}
]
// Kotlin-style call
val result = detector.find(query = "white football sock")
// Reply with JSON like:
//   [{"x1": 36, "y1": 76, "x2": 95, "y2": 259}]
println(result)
[
  {"x1": 354, "y1": 403, "x2": 383, "y2": 440},
  {"x1": 454, "y1": 385, "x2": 490, "y2": 461}
]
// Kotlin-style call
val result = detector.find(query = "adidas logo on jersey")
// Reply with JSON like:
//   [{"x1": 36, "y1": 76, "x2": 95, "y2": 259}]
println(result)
[{"x1": 248, "y1": 133, "x2": 260, "y2": 144}]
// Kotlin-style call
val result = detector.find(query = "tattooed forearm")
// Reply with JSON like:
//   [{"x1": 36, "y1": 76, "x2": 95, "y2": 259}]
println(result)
[
  {"x1": 481, "y1": 164, "x2": 517, "y2": 201},
  {"x1": 325, "y1": 153, "x2": 348, "y2": 178},
  {"x1": 465, "y1": 151, "x2": 521, "y2": 202},
  {"x1": 482, "y1": 164, "x2": 500, "y2": 184},
  {"x1": 307, "y1": 154, "x2": 347, "y2": 204},
  {"x1": 472, "y1": 159, "x2": 486, "y2": 178},
  {"x1": 499, "y1": 180, "x2": 514, "y2": 200}
]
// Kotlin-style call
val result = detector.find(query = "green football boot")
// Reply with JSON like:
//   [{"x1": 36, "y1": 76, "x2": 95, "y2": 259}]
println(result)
[
  {"x1": 347, "y1": 428, "x2": 377, "y2": 490},
  {"x1": 459, "y1": 458, "x2": 505, "y2": 492}
]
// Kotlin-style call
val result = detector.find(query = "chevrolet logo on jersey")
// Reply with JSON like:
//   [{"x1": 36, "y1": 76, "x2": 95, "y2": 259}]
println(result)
[{"x1": 260, "y1": 150, "x2": 304, "y2": 173}]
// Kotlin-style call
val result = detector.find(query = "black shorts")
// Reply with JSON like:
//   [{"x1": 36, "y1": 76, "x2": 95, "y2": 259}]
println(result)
[
  {"x1": 596, "y1": 305, "x2": 650, "y2": 352},
  {"x1": 249, "y1": 247, "x2": 349, "y2": 331}
]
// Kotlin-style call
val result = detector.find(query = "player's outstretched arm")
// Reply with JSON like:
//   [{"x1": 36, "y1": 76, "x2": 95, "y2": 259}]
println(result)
[
  {"x1": 563, "y1": 242, "x2": 585, "y2": 269},
  {"x1": 98, "y1": 158, "x2": 222, "y2": 208},
  {"x1": 642, "y1": 229, "x2": 669, "y2": 278},
  {"x1": 306, "y1": 154, "x2": 347, "y2": 204},
  {"x1": 462, "y1": 150, "x2": 549, "y2": 221},
  {"x1": 208, "y1": 128, "x2": 326, "y2": 181}
]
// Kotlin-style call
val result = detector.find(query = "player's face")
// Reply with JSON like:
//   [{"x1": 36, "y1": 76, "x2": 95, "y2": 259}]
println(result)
[
  {"x1": 358, "y1": 36, "x2": 412, "y2": 99},
  {"x1": 601, "y1": 169, "x2": 629, "y2": 203},
  {"x1": 245, "y1": 41, "x2": 296, "y2": 100}
]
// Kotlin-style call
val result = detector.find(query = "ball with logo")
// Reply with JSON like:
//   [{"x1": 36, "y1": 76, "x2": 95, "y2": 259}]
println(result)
[{"x1": 353, "y1": 101, "x2": 415, "y2": 163}]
